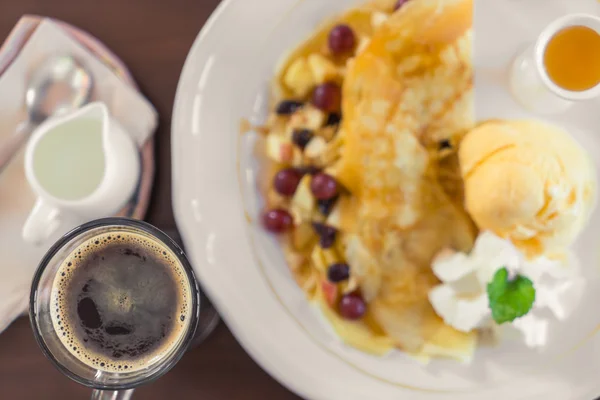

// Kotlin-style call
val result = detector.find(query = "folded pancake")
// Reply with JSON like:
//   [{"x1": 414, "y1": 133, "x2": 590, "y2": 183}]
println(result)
[{"x1": 335, "y1": 0, "x2": 478, "y2": 361}]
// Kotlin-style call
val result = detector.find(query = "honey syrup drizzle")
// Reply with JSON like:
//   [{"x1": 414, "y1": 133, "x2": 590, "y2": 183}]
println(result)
[{"x1": 543, "y1": 25, "x2": 600, "y2": 92}]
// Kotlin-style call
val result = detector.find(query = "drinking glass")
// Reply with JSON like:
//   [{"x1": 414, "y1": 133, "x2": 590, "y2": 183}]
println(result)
[{"x1": 29, "y1": 218, "x2": 200, "y2": 399}]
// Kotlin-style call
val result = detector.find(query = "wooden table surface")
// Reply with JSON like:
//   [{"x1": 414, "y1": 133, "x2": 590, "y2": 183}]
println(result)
[{"x1": 0, "y1": 1, "x2": 301, "y2": 399}]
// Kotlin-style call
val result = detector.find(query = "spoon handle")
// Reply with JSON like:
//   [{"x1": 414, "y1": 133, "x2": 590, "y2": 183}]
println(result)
[{"x1": 0, "y1": 121, "x2": 35, "y2": 174}]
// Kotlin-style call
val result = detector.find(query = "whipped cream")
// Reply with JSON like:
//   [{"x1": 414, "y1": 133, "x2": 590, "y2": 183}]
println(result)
[{"x1": 428, "y1": 231, "x2": 584, "y2": 348}]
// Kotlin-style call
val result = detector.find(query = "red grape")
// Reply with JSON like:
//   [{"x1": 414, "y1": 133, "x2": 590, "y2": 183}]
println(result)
[
  {"x1": 310, "y1": 173, "x2": 339, "y2": 200},
  {"x1": 263, "y1": 209, "x2": 293, "y2": 233},
  {"x1": 338, "y1": 293, "x2": 366, "y2": 320},
  {"x1": 312, "y1": 83, "x2": 342, "y2": 113},
  {"x1": 328, "y1": 24, "x2": 356, "y2": 55},
  {"x1": 273, "y1": 168, "x2": 302, "y2": 196},
  {"x1": 394, "y1": 0, "x2": 410, "y2": 10}
]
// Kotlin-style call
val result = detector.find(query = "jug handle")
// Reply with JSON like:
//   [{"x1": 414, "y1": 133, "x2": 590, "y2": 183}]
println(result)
[{"x1": 22, "y1": 199, "x2": 61, "y2": 245}]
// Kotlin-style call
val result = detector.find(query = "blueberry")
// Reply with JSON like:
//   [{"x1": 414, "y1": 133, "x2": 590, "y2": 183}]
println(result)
[
  {"x1": 292, "y1": 129, "x2": 314, "y2": 149},
  {"x1": 297, "y1": 166, "x2": 322, "y2": 176},
  {"x1": 438, "y1": 139, "x2": 452, "y2": 150},
  {"x1": 276, "y1": 100, "x2": 304, "y2": 115},
  {"x1": 317, "y1": 196, "x2": 339, "y2": 216},
  {"x1": 327, "y1": 263, "x2": 350, "y2": 283},
  {"x1": 326, "y1": 113, "x2": 342, "y2": 126},
  {"x1": 312, "y1": 222, "x2": 337, "y2": 249}
]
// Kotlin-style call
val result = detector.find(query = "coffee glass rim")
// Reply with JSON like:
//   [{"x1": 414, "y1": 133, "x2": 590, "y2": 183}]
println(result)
[{"x1": 29, "y1": 217, "x2": 200, "y2": 391}]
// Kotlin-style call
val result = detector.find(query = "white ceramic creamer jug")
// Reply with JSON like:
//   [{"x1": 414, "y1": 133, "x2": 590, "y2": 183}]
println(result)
[{"x1": 23, "y1": 102, "x2": 140, "y2": 244}]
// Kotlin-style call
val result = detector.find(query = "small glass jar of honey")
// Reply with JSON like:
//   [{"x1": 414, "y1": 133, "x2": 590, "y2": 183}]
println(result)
[{"x1": 509, "y1": 13, "x2": 600, "y2": 115}]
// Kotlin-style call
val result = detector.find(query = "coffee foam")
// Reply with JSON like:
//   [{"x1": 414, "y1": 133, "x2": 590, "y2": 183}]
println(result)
[{"x1": 50, "y1": 231, "x2": 193, "y2": 373}]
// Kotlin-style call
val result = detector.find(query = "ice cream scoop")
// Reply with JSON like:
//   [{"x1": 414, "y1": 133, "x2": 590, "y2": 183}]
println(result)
[{"x1": 459, "y1": 119, "x2": 596, "y2": 258}]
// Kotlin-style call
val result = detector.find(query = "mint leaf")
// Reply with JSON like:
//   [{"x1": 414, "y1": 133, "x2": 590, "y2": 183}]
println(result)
[{"x1": 487, "y1": 267, "x2": 536, "y2": 324}]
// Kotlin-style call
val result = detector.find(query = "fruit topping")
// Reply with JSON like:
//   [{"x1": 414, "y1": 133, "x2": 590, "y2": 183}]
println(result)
[
  {"x1": 308, "y1": 54, "x2": 340, "y2": 84},
  {"x1": 317, "y1": 195, "x2": 339, "y2": 216},
  {"x1": 322, "y1": 281, "x2": 338, "y2": 307},
  {"x1": 297, "y1": 166, "x2": 322, "y2": 176},
  {"x1": 312, "y1": 83, "x2": 342, "y2": 113},
  {"x1": 438, "y1": 139, "x2": 452, "y2": 150},
  {"x1": 273, "y1": 168, "x2": 303, "y2": 196},
  {"x1": 284, "y1": 58, "x2": 316, "y2": 97},
  {"x1": 339, "y1": 292, "x2": 366, "y2": 320},
  {"x1": 311, "y1": 173, "x2": 339, "y2": 200},
  {"x1": 394, "y1": 0, "x2": 410, "y2": 11},
  {"x1": 276, "y1": 100, "x2": 304, "y2": 115},
  {"x1": 327, "y1": 263, "x2": 350, "y2": 283},
  {"x1": 326, "y1": 113, "x2": 342, "y2": 126},
  {"x1": 292, "y1": 129, "x2": 314, "y2": 149},
  {"x1": 328, "y1": 24, "x2": 356, "y2": 55},
  {"x1": 263, "y1": 209, "x2": 293, "y2": 233},
  {"x1": 312, "y1": 222, "x2": 337, "y2": 249}
]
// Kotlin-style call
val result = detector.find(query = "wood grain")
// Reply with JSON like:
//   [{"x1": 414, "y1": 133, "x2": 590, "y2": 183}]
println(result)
[{"x1": 0, "y1": 1, "x2": 301, "y2": 398}]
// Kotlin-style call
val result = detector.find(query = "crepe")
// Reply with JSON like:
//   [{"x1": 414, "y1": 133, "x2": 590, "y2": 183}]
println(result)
[
  {"x1": 262, "y1": 0, "x2": 479, "y2": 362},
  {"x1": 334, "y1": 0, "x2": 478, "y2": 361}
]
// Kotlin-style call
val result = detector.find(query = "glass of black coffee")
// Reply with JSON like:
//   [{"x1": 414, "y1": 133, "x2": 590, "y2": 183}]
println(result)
[{"x1": 30, "y1": 218, "x2": 200, "y2": 399}]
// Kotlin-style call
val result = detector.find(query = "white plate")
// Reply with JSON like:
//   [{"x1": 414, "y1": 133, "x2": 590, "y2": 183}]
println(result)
[{"x1": 172, "y1": 0, "x2": 600, "y2": 399}]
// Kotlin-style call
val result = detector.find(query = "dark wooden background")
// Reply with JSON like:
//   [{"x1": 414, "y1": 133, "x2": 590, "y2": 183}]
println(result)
[{"x1": 0, "y1": 0, "x2": 301, "y2": 398}]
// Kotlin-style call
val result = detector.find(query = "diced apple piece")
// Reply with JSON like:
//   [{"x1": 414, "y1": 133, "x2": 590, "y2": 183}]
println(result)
[
  {"x1": 323, "y1": 248, "x2": 340, "y2": 266},
  {"x1": 289, "y1": 106, "x2": 326, "y2": 132},
  {"x1": 301, "y1": 268, "x2": 319, "y2": 298},
  {"x1": 284, "y1": 58, "x2": 316, "y2": 97},
  {"x1": 371, "y1": 11, "x2": 389, "y2": 29},
  {"x1": 291, "y1": 175, "x2": 315, "y2": 213},
  {"x1": 321, "y1": 280, "x2": 338, "y2": 307},
  {"x1": 341, "y1": 276, "x2": 359, "y2": 294},
  {"x1": 324, "y1": 160, "x2": 342, "y2": 179},
  {"x1": 280, "y1": 144, "x2": 294, "y2": 163},
  {"x1": 311, "y1": 246, "x2": 328, "y2": 274},
  {"x1": 266, "y1": 134, "x2": 283, "y2": 160},
  {"x1": 285, "y1": 250, "x2": 306, "y2": 272},
  {"x1": 266, "y1": 188, "x2": 288, "y2": 209},
  {"x1": 335, "y1": 237, "x2": 347, "y2": 263},
  {"x1": 266, "y1": 134, "x2": 294, "y2": 163},
  {"x1": 289, "y1": 207, "x2": 304, "y2": 226},
  {"x1": 318, "y1": 126, "x2": 338, "y2": 142},
  {"x1": 304, "y1": 136, "x2": 327, "y2": 159},
  {"x1": 291, "y1": 147, "x2": 303, "y2": 167},
  {"x1": 287, "y1": 106, "x2": 326, "y2": 135},
  {"x1": 304, "y1": 106, "x2": 326, "y2": 130},
  {"x1": 266, "y1": 113, "x2": 287, "y2": 132},
  {"x1": 326, "y1": 202, "x2": 342, "y2": 229},
  {"x1": 293, "y1": 222, "x2": 317, "y2": 251},
  {"x1": 307, "y1": 54, "x2": 340, "y2": 85},
  {"x1": 356, "y1": 36, "x2": 371, "y2": 54},
  {"x1": 321, "y1": 140, "x2": 342, "y2": 165}
]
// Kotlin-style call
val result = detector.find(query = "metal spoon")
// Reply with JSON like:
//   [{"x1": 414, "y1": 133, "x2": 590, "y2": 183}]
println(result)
[{"x1": 0, "y1": 55, "x2": 93, "y2": 172}]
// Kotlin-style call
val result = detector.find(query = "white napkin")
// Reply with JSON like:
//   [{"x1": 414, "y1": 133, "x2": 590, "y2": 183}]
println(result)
[{"x1": 0, "y1": 20, "x2": 158, "y2": 333}]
